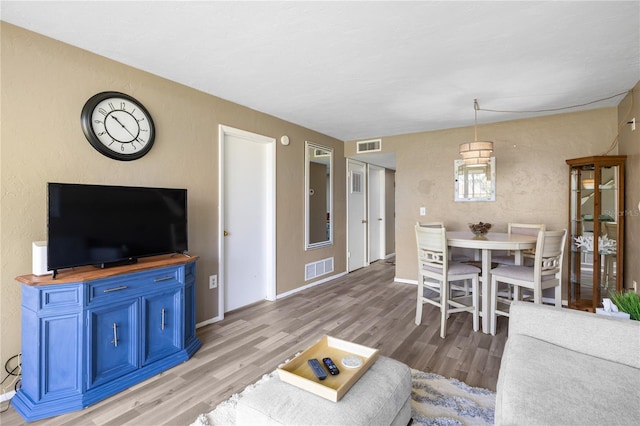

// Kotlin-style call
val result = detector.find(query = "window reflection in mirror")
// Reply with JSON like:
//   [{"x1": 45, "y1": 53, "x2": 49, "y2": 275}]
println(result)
[
  {"x1": 454, "y1": 157, "x2": 495, "y2": 202},
  {"x1": 305, "y1": 142, "x2": 333, "y2": 249}
]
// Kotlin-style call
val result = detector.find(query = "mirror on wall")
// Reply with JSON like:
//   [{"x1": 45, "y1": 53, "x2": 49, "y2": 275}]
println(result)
[
  {"x1": 305, "y1": 141, "x2": 333, "y2": 249},
  {"x1": 454, "y1": 157, "x2": 496, "y2": 202}
]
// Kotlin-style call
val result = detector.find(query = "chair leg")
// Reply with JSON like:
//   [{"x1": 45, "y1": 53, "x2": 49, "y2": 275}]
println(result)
[
  {"x1": 490, "y1": 276, "x2": 498, "y2": 336},
  {"x1": 534, "y1": 287, "x2": 542, "y2": 304},
  {"x1": 440, "y1": 281, "x2": 448, "y2": 338},
  {"x1": 554, "y1": 285, "x2": 562, "y2": 308},
  {"x1": 472, "y1": 276, "x2": 479, "y2": 332},
  {"x1": 415, "y1": 277, "x2": 423, "y2": 325}
]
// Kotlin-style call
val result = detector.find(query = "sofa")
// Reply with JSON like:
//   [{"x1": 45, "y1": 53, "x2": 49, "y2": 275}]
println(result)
[{"x1": 496, "y1": 301, "x2": 640, "y2": 425}]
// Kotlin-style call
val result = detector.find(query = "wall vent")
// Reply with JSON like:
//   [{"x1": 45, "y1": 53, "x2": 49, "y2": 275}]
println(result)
[
  {"x1": 305, "y1": 257, "x2": 334, "y2": 281},
  {"x1": 351, "y1": 172, "x2": 363, "y2": 194},
  {"x1": 356, "y1": 139, "x2": 382, "y2": 153}
]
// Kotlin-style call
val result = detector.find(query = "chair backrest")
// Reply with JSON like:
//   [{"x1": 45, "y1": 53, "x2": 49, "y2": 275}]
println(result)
[
  {"x1": 508, "y1": 222, "x2": 546, "y2": 237},
  {"x1": 533, "y1": 229, "x2": 567, "y2": 281},
  {"x1": 415, "y1": 224, "x2": 448, "y2": 274},
  {"x1": 417, "y1": 221, "x2": 444, "y2": 228}
]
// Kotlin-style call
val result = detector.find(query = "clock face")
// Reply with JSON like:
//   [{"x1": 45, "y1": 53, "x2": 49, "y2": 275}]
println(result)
[{"x1": 81, "y1": 92, "x2": 155, "y2": 161}]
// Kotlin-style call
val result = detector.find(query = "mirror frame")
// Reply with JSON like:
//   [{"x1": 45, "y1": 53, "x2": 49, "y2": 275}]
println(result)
[
  {"x1": 305, "y1": 141, "x2": 333, "y2": 249},
  {"x1": 454, "y1": 157, "x2": 496, "y2": 202}
]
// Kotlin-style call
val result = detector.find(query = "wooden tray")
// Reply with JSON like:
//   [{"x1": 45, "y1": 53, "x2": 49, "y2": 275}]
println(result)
[{"x1": 277, "y1": 336, "x2": 379, "y2": 402}]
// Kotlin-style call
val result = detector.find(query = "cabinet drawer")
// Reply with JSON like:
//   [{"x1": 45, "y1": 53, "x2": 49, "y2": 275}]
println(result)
[
  {"x1": 41, "y1": 286, "x2": 83, "y2": 310},
  {"x1": 87, "y1": 267, "x2": 183, "y2": 305}
]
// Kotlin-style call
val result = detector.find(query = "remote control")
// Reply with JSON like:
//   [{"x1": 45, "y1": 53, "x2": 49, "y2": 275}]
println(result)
[
  {"x1": 322, "y1": 357, "x2": 340, "y2": 375},
  {"x1": 308, "y1": 359, "x2": 327, "y2": 380}
]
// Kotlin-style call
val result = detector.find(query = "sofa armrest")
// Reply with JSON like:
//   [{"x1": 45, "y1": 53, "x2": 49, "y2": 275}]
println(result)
[{"x1": 508, "y1": 301, "x2": 640, "y2": 369}]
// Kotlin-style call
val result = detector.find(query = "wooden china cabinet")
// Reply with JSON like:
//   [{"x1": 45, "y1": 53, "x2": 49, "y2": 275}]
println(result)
[{"x1": 566, "y1": 156, "x2": 625, "y2": 312}]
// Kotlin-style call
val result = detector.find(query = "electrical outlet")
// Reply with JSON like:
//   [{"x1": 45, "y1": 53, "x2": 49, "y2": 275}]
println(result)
[
  {"x1": 420, "y1": 207, "x2": 426, "y2": 216},
  {"x1": 209, "y1": 275, "x2": 217, "y2": 289}
]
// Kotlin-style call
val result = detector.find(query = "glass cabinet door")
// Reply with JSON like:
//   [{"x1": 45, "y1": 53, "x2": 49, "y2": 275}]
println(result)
[{"x1": 567, "y1": 156, "x2": 625, "y2": 312}]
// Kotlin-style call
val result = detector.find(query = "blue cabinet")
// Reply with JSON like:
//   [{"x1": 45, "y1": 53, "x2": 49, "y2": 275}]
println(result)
[
  {"x1": 88, "y1": 299, "x2": 139, "y2": 388},
  {"x1": 13, "y1": 256, "x2": 201, "y2": 422},
  {"x1": 141, "y1": 287, "x2": 182, "y2": 366}
]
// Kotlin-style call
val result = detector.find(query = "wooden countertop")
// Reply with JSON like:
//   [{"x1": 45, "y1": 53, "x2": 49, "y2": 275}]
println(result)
[{"x1": 16, "y1": 253, "x2": 198, "y2": 286}]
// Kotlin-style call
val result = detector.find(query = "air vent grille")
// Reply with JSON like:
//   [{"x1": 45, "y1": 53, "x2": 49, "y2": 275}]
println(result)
[
  {"x1": 305, "y1": 257, "x2": 334, "y2": 281},
  {"x1": 356, "y1": 139, "x2": 382, "y2": 153},
  {"x1": 351, "y1": 172, "x2": 363, "y2": 194}
]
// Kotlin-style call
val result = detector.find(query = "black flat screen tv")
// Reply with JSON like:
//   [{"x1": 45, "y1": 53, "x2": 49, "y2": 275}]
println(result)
[{"x1": 47, "y1": 183, "x2": 188, "y2": 276}]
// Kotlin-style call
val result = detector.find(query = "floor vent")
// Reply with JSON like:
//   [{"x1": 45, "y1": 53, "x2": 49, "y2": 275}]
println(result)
[
  {"x1": 305, "y1": 257, "x2": 334, "y2": 281},
  {"x1": 356, "y1": 139, "x2": 382, "y2": 153}
]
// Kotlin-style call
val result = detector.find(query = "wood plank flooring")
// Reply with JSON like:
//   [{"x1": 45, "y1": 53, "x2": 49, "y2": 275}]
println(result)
[{"x1": 1, "y1": 259, "x2": 509, "y2": 426}]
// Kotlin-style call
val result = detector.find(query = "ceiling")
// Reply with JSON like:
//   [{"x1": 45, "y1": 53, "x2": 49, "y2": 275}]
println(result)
[{"x1": 2, "y1": 1, "x2": 639, "y2": 149}]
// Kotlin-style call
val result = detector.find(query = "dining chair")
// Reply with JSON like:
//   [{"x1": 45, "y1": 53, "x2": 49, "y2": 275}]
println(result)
[
  {"x1": 414, "y1": 224, "x2": 480, "y2": 338},
  {"x1": 489, "y1": 229, "x2": 567, "y2": 335},
  {"x1": 491, "y1": 223, "x2": 546, "y2": 301},
  {"x1": 492, "y1": 223, "x2": 546, "y2": 265}
]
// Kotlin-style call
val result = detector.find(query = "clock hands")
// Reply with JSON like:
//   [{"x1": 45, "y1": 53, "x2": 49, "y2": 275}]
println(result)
[{"x1": 110, "y1": 114, "x2": 137, "y2": 140}]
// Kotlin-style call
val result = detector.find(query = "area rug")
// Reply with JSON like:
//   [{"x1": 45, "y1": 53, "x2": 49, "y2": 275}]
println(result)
[{"x1": 191, "y1": 368, "x2": 495, "y2": 426}]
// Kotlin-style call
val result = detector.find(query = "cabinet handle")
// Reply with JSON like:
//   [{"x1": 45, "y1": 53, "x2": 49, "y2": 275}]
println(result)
[
  {"x1": 112, "y1": 323, "x2": 118, "y2": 347},
  {"x1": 161, "y1": 308, "x2": 166, "y2": 330},
  {"x1": 154, "y1": 276, "x2": 174, "y2": 282},
  {"x1": 103, "y1": 285, "x2": 128, "y2": 293}
]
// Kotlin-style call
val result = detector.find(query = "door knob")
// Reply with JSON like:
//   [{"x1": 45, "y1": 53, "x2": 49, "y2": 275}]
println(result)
[
  {"x1": 224, "y1": 230, "x2": 230, "y2": 236},
  {"x1": 362, "y1": 220, "x2": 367, "y2": 224}
]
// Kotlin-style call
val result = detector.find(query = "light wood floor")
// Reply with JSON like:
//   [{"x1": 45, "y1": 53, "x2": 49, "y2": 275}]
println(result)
[{"x1": 1, "y1": 259, "x2": 509, "y2": 426}]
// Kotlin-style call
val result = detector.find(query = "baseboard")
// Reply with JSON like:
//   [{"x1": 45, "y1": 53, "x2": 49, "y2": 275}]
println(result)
[
  {"x1": 1, "y1": 390, "x2": 15, "y2": 403},
  {"x1": 385, "y1": 253, "x2": 396, "y2": 259},
  {"x1": 196, "y1": 314, "x2": 223, "y2": 329},
  {"x1": 394, "y1": 277, "x2": 417, "y2": 285},
  {"x1": 277, "y1": 271, "x2": 348, "y2": 300}
]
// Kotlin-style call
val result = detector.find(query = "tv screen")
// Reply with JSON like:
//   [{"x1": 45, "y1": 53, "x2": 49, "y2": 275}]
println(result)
[{"x1": 47, "y1": 183, "x2": 188, "y2": 273}]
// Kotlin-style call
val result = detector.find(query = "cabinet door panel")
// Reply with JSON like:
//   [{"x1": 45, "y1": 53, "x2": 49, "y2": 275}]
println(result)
[
  {"x1": 40, "y1": 314, "x2": 83, "y2": 400},
  {"x1": 88, "y1": 300, "x2": 139, "y2": 388},
  {"x1": 142, "y1": 288, "x2": 182, "y2": 365}
]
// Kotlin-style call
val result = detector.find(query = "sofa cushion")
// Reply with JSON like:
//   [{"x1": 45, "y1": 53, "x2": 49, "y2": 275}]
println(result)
[
  {"x1": 236, "y1": 356, "x2": 412, "y2": 425},
  {"x1": 496, "y1": 333, "x2": 640, "y2": 425},
  {"x1": 508, "y1": 301, "x2": 640, "y2": 369}
]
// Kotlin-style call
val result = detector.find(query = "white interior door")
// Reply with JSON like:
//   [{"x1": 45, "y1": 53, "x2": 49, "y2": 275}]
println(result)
[
  {"x1": 368, "y1": 164, "x2": 385, "y2": 263},
  {"x1": 219, "y1": 126, "x2": 275, "y2": 314},
  {"x1": 347, "y1": 159, "x2": 368, "y2": 272}
]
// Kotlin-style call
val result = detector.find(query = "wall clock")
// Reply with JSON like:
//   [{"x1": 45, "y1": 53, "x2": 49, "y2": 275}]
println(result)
[{"x1": 81, "y1": 91, "x2": 155, "y2": 161}]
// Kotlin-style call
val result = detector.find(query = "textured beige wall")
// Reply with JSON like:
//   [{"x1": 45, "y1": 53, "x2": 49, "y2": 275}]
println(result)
[
  {"x1": 385, "y1": 169, "x2": 396, "y2": 255},
  {"x1": 347, "y1": 108, "x2": 620, "y2": 290},
  {"x1": 0, "y1": 23, "x2": 346, "y2": 371},
  {"x1": 618, "y1": 83, "x2": 640, "y2": 291}
]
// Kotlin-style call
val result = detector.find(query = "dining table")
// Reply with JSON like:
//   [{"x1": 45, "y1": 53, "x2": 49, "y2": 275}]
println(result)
[{"x1": 446, "y1": 231, "x2": 538, "y2": 334}]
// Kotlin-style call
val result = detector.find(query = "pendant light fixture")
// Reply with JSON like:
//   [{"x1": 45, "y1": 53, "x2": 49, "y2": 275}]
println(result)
[{"x1": 459, "y1": 99, "x2": 493, "y2": 165}]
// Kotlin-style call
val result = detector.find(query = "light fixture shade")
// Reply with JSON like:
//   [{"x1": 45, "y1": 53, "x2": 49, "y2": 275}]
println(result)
[
  {"x1": 460, "y1": 100, "x2": 495, "y2": 162},
  {"x1": 460, "y1": 149, "x2": 492, "y2": 160},
  {"x1": 459, "y1": 141, "x2": 494, "y2": 154},
  {"x1": 463, "y1": 157, "x2": 491, "y2": 165}
]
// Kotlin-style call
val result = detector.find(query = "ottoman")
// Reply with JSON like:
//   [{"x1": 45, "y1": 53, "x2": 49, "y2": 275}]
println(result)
[{"x1": 236, "y1": 356, "x2": 412, "y2": 425}]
